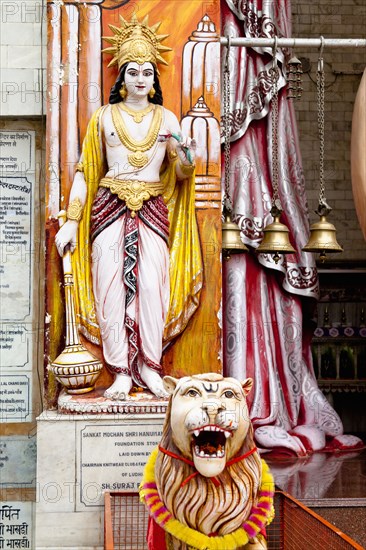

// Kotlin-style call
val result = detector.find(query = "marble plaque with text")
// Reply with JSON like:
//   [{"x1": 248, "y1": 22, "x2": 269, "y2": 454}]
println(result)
[
  {"x1": 0, "y1": 376, "x2": 31, "y2": 422},
  {"x1": 0, "y1": 501, "x2": 33, "y2": 549},
  {"x1": 0, "y1": 131, "x2": 35, "y2": 422},
  {"x1": 0, "y1": 436, "x2": 36, "y2": 487},
  {"x1": 76, "y1": 419, "x2": 163, "y2": 509}
]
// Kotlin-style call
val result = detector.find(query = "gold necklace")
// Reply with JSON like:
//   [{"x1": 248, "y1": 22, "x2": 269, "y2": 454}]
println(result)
[
  {"x1": 118, "y1": 102, "x2": 154, "y2": 123},
  {"x1": 111, "y1": 104, "x2": 162, "y2": 168}
]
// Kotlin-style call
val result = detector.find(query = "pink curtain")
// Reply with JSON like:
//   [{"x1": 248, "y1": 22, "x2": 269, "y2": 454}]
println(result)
[{"x1": 222, "y1": 0, "x2": 363, "y2": 455}]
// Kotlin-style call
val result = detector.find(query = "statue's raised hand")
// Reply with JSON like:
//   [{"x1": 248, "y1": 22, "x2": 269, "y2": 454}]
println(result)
[{"x1": 55, "y1": 220, "x2": 78, "y2": 257}]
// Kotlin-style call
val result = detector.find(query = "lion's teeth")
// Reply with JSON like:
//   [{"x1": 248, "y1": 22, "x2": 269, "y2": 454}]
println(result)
[
  {"x1": 199, "y1": 451, "x2": 205, "y2": 457},
  {"x1": 211, "y1": 453, "x2": 217, "y2": 458},
  {"x1": 224, "y1": 431, "x2": 231, "y2": 438},
  {"x1": 204, "y1": 426, "x2": 211, "y2": 431},
  {"x1": 194, "y1": 430, "x2": 200, "y2": 437},
  {"x1": 195, "y1": 445, "x2": 200, "y2": 454}
]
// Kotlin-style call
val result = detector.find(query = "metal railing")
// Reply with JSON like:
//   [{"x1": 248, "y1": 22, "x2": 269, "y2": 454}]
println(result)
[{"x1": 104, "y1": 490, "x2": 364, "y2": 550}]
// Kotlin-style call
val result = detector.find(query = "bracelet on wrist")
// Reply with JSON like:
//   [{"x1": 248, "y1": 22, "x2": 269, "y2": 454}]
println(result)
[
  {"x1": 66, "y1": 197, "x2": 83, "y2": 222},
  {"x1": 75, "y1": 161, "x2": 84, "y2": 173}
]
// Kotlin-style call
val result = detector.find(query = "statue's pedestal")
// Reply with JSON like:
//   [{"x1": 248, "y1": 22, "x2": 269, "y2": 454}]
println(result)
[
  {"x1": 57, "y1": 387, "x2": 168, "y2": 415},
  {"x1": 35, "y1": 408, "x2": 165, "y2": 549}
]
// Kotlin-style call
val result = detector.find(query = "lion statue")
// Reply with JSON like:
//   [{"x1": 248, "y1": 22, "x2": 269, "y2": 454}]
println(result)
[{"x1": 140, "y1": 373, "x2": 274, "y2": 550}]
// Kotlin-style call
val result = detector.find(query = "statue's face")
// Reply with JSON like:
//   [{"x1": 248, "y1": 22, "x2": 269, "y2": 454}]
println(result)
[{"x1": 124, "y1": 62, "x2": 154, "y2": 99}]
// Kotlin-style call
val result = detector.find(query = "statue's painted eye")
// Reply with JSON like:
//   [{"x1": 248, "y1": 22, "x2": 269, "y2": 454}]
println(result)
[
  {"x1": 223, "y1": 390, "x2": 235, "y2": 398},
  {"x1": 186, "y1": 389, "x2": 200, "y2": 397}
]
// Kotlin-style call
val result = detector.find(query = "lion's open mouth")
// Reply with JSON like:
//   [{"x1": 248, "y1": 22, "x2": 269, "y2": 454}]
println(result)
[{"x1": 191, "y1": 425, "x2": 231, "y2": 458}]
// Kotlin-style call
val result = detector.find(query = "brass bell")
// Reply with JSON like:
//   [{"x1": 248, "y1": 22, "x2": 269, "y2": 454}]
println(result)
[
  {"x1": 302, "y1": 202, "x2": 343, "y2": 262},
  {"x1": 257, "y1": 205, "x2": 296, "y2": 263},
  {"x1": 222, "y1": 210, "x2": 248, "y2": 260},
  {"x1": 286, "y1": 56, "x2": 303, "y2": 100}
]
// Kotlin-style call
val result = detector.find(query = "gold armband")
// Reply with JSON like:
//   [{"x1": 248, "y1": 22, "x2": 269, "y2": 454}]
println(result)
[
  {"x1": 168, "y1": 149, "x2": 178, "y2": 161},
  {"x1": 179, "y1": 161, "x2": 195, "y2": 176},
  {"x1": 75, "y1": 162, "x2": 84, "y2": 173},
  {"x1": 66, "y1": 197, "x2": 83, "y2": 222}
]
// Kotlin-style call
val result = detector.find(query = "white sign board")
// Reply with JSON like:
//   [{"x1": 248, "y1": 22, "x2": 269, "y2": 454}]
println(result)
[{"x1": 0, "y1": 131, "x2": 35, "y2": 422}]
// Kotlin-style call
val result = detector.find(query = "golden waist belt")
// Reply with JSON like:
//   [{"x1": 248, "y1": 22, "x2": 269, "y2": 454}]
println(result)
[{"x1": 99, "y1": 177, "x2": 164, "y2": 216}]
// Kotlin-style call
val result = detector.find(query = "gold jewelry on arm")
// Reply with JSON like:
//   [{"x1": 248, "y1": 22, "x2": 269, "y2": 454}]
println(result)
[
  {"x1": 168, "y1": 149, "x2": 178, "y2": 161},
  {"x1": 75, "y1": 162, "x2": 84, "y2": 173},
  {"x1": 178, "y1": 160, "x2": 195, "y2": 176},
  {"x1": 66, "y1": 197, "x2": 84, "y2": 222}
]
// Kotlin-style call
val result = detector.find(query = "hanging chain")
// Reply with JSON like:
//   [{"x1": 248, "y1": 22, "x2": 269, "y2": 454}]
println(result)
[
  {"x1": 271, "y1": 37, "x2": 280, "y2": 207},
  {"x1": 317, "y1": 37, "x2": 326, "y2": 204},
  {"x1": 223, "y1": 36, "x2": 232, "y2": 213}
]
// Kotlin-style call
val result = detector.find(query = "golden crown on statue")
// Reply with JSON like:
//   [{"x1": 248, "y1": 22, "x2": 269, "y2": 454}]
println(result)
[{"x1": 102, "y1": 14, "x2": 172, "y2": 73}]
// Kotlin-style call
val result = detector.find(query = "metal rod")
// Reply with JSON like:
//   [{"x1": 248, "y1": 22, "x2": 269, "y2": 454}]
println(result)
[{"x1": 220, "y1": 37, "x2": 366, "y2": 48}]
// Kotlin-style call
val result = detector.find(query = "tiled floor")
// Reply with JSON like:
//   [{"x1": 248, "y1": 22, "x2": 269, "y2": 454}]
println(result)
[
  {"x1": 266, "y1": 448, "x2": 366, "y2": 547},
  {"x1": 266, "y1": 447, "x2": 366, "y2": 502}
]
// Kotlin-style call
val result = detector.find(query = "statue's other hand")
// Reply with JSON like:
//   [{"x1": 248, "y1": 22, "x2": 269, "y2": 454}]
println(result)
[{"x1": 55, "y1": 220, "x2": 78, "y2": 257}]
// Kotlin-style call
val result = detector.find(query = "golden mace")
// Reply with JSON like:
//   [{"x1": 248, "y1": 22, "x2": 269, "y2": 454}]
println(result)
[{"x1": 49, "y1": 211, "x2": 103, "y2": 394}]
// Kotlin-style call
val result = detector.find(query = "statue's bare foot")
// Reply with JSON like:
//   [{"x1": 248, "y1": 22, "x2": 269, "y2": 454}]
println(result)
[
  {"x1": 104, "y1": 374, "x2": 132, "y2": 401},
  {"x1": 140, "y1": 365, "x2": 169, "y2": 398}
]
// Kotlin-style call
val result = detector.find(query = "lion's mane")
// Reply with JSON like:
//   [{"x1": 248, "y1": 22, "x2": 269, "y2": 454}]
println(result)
[{"x1": 155, "y1": 398, "x2": 262, "y2": 537}]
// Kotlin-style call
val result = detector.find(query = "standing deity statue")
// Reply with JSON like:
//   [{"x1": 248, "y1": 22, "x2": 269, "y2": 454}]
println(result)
[{"x1": 55, "y1": 15, "x2": 202, "y2": 401}]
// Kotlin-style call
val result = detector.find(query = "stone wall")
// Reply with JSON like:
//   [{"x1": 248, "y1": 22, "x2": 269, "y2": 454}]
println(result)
[
  {"x1": 0, "y1": 0, "x2": 46, "y2": 115},
  {"x1": 292, "y1": 0, "x2": 366, "y2": 261}
]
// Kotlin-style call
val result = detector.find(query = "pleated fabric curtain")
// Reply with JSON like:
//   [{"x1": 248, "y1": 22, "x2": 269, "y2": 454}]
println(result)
[{"x1": 222, "y1": 0, "x2": 363, "y2": 456}]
